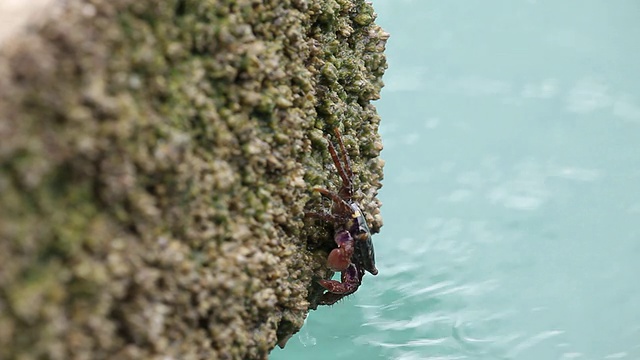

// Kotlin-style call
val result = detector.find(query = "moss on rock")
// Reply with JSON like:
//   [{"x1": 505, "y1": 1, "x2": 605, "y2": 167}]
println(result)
[{"x1": 0, "y1": 0, "x2": 387, "y2": 358}]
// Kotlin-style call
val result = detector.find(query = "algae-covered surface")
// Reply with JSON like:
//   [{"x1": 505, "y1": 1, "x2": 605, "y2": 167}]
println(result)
[{"x1": 0, "y1": 0, "x2": 387, "y2": 358}]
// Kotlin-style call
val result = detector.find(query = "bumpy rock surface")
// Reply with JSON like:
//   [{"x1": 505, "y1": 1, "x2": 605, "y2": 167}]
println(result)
[{"x1": 0, "y1": 0, "x2": 387, "y2": 359}]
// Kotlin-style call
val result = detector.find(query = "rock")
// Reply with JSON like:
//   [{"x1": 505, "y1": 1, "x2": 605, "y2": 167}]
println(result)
[{"x1": 0, "y1": 0, "x2": 387, "y2": 358}]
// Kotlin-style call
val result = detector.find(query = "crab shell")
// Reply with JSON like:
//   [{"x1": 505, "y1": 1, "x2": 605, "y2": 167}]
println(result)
[{"x1": 348, "y1": 202, "x2": 378, "y2": 276}]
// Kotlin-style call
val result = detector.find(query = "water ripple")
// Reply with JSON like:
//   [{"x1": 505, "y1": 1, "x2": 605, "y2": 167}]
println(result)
[
  {"x1": 505, "y1": 330, "x2": 565, "y2": 358},
  {"x1": 365, "y1": 338, "x2": 448, "y2": 349}
]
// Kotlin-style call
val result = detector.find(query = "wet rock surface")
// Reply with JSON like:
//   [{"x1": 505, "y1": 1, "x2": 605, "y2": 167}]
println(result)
[{"x1": 0, "y1": 0, "x2": 387, "y2": 358}]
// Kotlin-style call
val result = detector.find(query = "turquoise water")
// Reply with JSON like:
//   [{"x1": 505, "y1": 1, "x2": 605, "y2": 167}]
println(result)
[{"x1": 272, "y1": 1, "x2": 640, "y2": 359}]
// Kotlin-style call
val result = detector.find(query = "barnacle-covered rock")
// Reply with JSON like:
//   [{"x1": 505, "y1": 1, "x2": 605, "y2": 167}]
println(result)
[{"x1": 0, "y1": 0, "x2": 387, "y2": 358}]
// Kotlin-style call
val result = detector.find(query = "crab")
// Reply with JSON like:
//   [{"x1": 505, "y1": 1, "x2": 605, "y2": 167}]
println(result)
[{"x1": 307, "y1": 128, "x2": 378, "y2": 305}]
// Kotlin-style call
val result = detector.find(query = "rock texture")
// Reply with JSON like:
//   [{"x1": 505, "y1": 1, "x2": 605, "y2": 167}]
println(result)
[{"x1": 0, "y1": 0, "x2": 387, "y2": 359}]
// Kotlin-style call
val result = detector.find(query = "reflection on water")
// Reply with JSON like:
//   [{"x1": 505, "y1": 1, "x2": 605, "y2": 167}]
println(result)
[{"x1": 272, "y1": 0, "x2": 640, "y2": 359}]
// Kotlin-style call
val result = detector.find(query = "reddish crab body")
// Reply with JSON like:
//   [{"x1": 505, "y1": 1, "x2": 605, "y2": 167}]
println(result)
[{"x1": 307, "y1": 128, "x2": 378, "y2": 305}]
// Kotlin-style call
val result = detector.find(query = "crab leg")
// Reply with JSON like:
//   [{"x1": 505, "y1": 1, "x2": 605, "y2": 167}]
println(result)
[
  {"x1": 325, "y1": 133, "x2": 353, "y2": 200},
  {"x1": 318, "y1": 263, "x2": 361, "y2": 296},
  {"x1": 304, "y1": 211, "x2": 338, "y2": 223},
  {"x1": 312, "y1": 187, "x2": 351, "y2": 215},
  {"x1": 332, "y1": 128, "x2": 354, "y2": 182}
]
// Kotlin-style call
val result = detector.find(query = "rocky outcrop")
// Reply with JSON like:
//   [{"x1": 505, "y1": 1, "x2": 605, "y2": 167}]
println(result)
[{"x1": 0, "y1": 0, "x2": 387, "y2": 358}]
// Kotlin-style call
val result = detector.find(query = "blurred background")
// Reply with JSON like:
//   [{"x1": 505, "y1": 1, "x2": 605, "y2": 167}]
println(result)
[{"x1": 273, "y1": 1, "x2": 640, "y2": 359}]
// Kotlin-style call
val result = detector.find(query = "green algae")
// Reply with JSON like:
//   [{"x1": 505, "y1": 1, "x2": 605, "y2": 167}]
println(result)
[{"x1": 0, "y1": 0, "x2": 387, "y2": 358}]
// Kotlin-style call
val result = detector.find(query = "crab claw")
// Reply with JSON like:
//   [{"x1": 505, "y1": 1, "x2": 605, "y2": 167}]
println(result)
[
  {"x1": 327, "y1": 248, "x2": 350, "y2": 271},
  {"x1": 326, "y1": 230, "x2": 354, "y2": 271}
]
